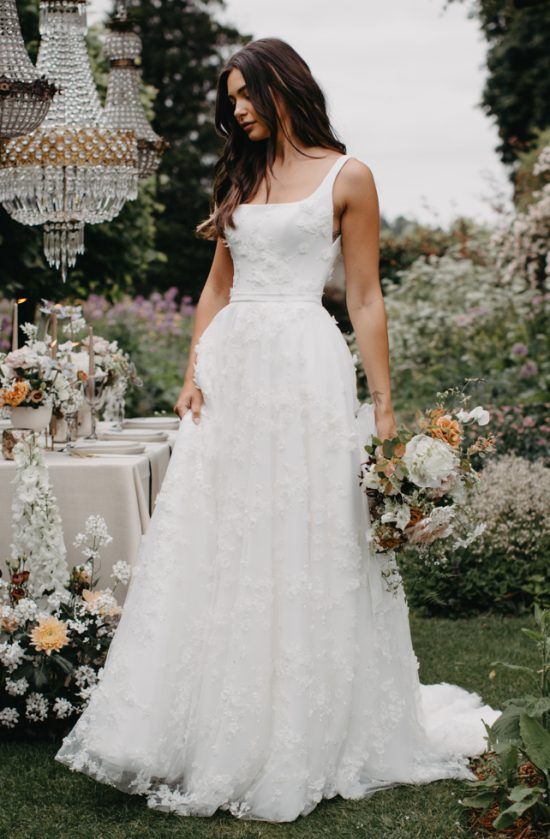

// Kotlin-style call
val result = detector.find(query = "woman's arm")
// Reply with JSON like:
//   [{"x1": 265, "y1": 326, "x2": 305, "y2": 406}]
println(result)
[
  {"x1": 174, "y1": 236, "x2": 234, "y2": 422},
  {"x1": 337, "y1": 160, "x2": 397, "y2": 441}
]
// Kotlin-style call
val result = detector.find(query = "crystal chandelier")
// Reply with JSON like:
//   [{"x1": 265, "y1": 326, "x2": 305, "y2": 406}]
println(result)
[
  {"x1": 0, "y1": 0, "x2": 57, "y2": 138},
  {"x1": 0, "y1": 0, "x2": 138, "y2": 281},
  {"x1": 103, "y1": 2, "x2": 166, "y2": 179}
]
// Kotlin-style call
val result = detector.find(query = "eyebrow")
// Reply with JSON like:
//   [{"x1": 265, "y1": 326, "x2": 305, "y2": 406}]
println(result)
[{"x1": 227, "y1": 83, "x2": 247, "y2": 101}]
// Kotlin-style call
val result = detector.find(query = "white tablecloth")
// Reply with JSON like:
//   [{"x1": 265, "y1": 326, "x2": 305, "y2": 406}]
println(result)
[{"x1": 0, "y1": 420, "x2": 179, "y2": 599}]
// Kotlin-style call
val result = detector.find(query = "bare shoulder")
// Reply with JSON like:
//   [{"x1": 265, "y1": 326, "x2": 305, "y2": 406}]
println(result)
[{"x1": 335, "y1": 157, "x2": 377, "y2": 212}]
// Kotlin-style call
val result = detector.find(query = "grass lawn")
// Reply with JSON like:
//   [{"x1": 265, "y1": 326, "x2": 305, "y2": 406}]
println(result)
[{"x1": 0, "y1": 613, "x2": 536, "y2": 839}]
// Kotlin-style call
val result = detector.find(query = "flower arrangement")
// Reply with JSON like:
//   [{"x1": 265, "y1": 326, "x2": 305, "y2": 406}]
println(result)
[
  {"x1": 0, "y1": 435, "x2": 131, "y2": 734},
  {"x1": 0, "y1": 334, "x2": 57, "y2": 411},
  {"x1": 358, "y1": 385, "x2": 496, "y2": 592}
]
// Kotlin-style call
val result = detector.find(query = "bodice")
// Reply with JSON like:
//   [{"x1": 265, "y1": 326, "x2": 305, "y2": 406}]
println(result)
[{"x1": 224, "y1": 155, "x2": 352, "y2": 304}]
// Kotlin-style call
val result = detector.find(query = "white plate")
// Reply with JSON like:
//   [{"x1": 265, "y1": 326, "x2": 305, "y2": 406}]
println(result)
[
  {"x1": 99, "y1": 430, "x2": 169, "y2": 442},
  {"x1": 122, "y1": 416, "x2": 179, "y2": 430},
  {"x1": 72, "y1": 440, "x2": 146, "y2": 455}
]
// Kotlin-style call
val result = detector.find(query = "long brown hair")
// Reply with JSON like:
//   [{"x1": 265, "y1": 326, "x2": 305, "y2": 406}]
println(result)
[{"x1": 196, "y1": 38, "x2": 346, "y2": 240}]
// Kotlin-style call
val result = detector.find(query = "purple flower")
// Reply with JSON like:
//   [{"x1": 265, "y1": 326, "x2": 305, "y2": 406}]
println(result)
[
  {"x1": 511, "y1": 342, "x2": 528, "y2": 357},
  {"x1": 519, "y1": 361, "x2": 538, "y2": 379}
]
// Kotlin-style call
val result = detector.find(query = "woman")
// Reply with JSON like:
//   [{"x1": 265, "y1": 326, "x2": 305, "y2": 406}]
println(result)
[{"x1": 55, "y1": 38, "x2": 499, "y2": 823}]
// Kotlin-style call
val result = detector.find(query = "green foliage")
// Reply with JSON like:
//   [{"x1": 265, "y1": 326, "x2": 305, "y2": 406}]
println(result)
[
  {"x1": 447, "y1": 0, "x2": 550, "y2": 169},
  {"x1": 123, "y1": 0, "x2": 251, "y2": 299},
  {"x1": 462, "y1": 607, "x2": 550, "y2": 833},
  {"x1": 79, "y1": 289, "x2": 196, "y2": 416}
]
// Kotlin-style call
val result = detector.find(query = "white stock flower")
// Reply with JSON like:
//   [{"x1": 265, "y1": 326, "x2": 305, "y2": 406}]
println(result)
[
  {"x1": 402, "y1": 434, "x2": 459, "y2": 489},
  {"x1": 0, "y1": 640, "x2": 25, "y2": 671},
  {"x1": 53, "y1": 697, "x2": 75, "y2": 719},
  {"x1": 0, "y1": 708, "x2": 19, "y2": 728},
  {"x1": 5, "y1": 677, "x2": 29, "y2": 696},
  {"x1": 111, "y1": 561, "x2": 132, "y2": 585},
  {"x1": 13, "y1": 598, "x2": 38, "y2": 624},
  {"x1": 25, "y1": 692, "x2": 48, "y2": 721}
]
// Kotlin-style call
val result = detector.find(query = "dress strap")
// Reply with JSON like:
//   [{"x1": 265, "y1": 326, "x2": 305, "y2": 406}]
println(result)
[{"x1": 320, "y1": 154, "x2": 352, "y2": 195}]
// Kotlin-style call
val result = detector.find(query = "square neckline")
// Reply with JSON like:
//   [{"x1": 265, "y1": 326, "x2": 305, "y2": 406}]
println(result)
[{"x1": 238, "y1": 154, "x2": 349, "y2": 208}]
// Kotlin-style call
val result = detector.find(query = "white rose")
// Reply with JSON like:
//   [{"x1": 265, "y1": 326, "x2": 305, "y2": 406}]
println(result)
[
  {"x1": 403, "y1": 434, "x2": 458, "y2": 489},
  {"x1": 4, "y1": 347, "x2": 39, "y2": 370},
  {"x1": 70, "y1": 351, "x2": 90, "y2": 374}
]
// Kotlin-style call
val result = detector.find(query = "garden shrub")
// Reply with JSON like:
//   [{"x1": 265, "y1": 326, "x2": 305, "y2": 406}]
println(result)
[{"x1": 401, "y1": 454, "x2": 550, "y2": 617}]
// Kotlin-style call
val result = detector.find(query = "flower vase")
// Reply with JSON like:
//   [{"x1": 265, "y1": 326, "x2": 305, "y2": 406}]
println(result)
[
  {"x1": 76, "y1": 403, "x2": 92, "y2": 438},
  {"x1": 10, "y1": 402, "x2": 53, "y2": 432},
  {"x1": 52, "y1": 416, "x2": 69, "y2": 444}
]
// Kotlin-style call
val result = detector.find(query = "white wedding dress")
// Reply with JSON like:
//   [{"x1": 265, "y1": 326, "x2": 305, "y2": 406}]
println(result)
[{"x1": 55, "y1": 154, "x2": 499, "y2": 822}]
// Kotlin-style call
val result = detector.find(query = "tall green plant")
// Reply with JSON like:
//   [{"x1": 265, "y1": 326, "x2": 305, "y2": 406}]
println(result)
[{"x1": 463, "y1": 606, "x2": 550, "y2": 832}]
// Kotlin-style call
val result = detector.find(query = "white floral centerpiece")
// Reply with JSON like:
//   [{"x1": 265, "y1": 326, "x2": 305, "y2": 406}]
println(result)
[{"x1": 358, "y1": 385, "x2": 496, "y2": 593}]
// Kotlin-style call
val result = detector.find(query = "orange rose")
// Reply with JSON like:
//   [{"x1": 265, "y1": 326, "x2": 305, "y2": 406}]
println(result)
[{"x1": 430, "y1": 415, "x2": 462, "y2": 448}]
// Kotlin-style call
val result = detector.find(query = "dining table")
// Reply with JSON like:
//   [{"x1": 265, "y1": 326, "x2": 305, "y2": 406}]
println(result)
[{"x1": 0, "y1": 417, "x2": 181, "y2": 600}]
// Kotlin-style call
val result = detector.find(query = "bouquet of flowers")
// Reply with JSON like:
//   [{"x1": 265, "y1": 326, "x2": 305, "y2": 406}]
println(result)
[{"x1": 357, "y1": 385, "x2": 496, "y2": 591}]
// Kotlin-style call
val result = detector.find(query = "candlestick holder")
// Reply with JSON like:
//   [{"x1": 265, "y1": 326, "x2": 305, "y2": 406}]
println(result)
[{"x1": 84, "y1": 377, "x2": 106, "y2": 441}]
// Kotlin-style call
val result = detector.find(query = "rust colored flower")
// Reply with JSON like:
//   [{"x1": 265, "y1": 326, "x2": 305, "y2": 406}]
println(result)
[
  {"x1": 1, "y1": 614, "x2": 18, "y2": 633},
  {"x1": 11, "y1": 570, "x2": 30, "y2": 586},
  {"x1": 405, "y1": 506, "x2": 424, "y2": 529}
]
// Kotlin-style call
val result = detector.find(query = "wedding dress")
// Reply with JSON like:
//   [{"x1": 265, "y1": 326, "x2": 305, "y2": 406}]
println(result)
[{"x1": 54, "y1": 154, "x2": 500, "y2": 822}]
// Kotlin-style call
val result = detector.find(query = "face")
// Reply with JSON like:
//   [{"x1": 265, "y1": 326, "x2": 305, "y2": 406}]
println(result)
[{"x1": 226, "y1": 68, "x2": 271, "y2": 142}]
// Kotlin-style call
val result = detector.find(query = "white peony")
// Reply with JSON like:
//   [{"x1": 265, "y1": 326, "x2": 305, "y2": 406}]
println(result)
[{"x1": 402, "y1": 434, "x2": 458, "y2": 489}]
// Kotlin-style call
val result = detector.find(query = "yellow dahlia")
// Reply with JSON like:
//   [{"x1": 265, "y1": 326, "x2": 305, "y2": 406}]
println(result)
[{"x1": 29, "y1": 615, "x2": 69, "y2": 656}]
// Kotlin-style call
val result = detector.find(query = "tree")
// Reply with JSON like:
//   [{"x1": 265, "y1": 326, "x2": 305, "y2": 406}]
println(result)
[
  {"x1": 447, "y1": 1, "x2": 550, "y2": 172},
  {"x1": 124, "y1": 0, "x2": 250, "y2": 299}
]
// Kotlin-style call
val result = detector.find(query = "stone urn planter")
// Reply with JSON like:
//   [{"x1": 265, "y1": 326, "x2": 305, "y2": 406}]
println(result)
[{"x1": 10, "y1": 402, "x2": 53, "y2": 432}]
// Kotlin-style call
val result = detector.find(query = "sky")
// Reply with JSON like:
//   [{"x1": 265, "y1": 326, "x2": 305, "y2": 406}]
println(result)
[{"x1": 88, "y1": 0, "x2": 513, "y2": 226}]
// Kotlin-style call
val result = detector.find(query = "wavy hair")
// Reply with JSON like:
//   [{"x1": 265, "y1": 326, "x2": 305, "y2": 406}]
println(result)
[{"x1": 196, "y1": 38, "x2": 346, "y2": 240}]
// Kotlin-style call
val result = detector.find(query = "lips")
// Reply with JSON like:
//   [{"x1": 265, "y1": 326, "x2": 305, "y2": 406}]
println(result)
[{"x1": 241, "y1": 121, "x2": 255, "y2": 131}]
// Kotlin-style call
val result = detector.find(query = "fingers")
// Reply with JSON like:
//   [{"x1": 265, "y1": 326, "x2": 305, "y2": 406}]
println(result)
[{"x1": 191, "y1": 392, "x2": 203, "y2": 424}]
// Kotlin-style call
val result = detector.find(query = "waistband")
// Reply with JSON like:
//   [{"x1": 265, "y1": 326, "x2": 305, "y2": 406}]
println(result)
[{"x1": 229, "y1": 290, "x2": 322, "y2": 304}]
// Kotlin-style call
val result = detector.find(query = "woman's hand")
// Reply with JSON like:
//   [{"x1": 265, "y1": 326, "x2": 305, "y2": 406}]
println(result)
[
  {"x1": 173, "y1": 380, "x2": 204, "y2": 424},
  {"x1": 375, "y1": 406, "x2": 397, "y2": 441}
]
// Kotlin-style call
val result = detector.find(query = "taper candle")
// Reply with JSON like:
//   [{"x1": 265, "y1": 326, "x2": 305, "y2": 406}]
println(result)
[
  {"x1": 11, "y1": 300, "x2": 18, "y2": 352},
  {"x1": 50, "y1": 313, "x2": 58, "y2": 358}
]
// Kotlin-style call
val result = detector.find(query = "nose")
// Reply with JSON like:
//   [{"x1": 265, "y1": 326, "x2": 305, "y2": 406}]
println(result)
[{"x1": 234, "y1": 101, "x2": 247, "y2": 120}]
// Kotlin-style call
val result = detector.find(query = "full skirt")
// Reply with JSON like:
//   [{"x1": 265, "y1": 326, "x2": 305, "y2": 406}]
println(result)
[{"x1": 54, "y1": 302, "x2": 499, "y2": 822}]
